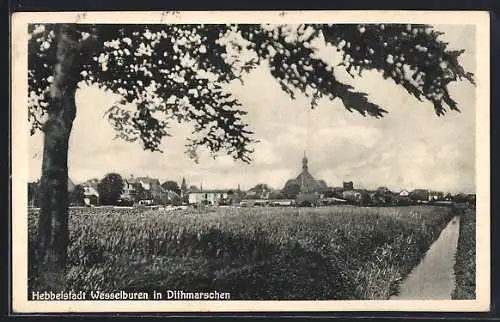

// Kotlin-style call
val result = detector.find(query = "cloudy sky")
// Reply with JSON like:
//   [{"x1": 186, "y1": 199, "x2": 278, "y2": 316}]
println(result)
[{"x1": 28, "y1": 24, "x2": 476, "y2": 193}]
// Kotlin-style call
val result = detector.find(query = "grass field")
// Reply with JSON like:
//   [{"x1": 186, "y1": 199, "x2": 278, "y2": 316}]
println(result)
[
  {"x1": 452, "y1": 207, "x2": 476, "y2": 299},
  {"x1": 28, "y1": 205, "x2": 454, "y2": 300}
]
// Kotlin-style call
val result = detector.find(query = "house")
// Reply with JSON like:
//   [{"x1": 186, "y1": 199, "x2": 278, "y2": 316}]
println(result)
[
  {"x1": 121, "y1": 175, "x2": 166, "y2": 204},
  {"x1": 83, "y1": 187, "x2": 99, "y2": 206},
  {"x1": 188, "y1": 189, "x2": 231, "y2": 206},
  {"x1": 429, "y1": 191, "x2": 444, "y2": 201},
  {"x1": 399, "y1": 189, "x2": 410, "y2": 197},
  {"x1": 323, "y1": 187, "x2": 344, "y2": 199},
  {"x1": 163, "y1": 189, "x2": 182, "y2": 205},
  {"x1": 121, "y1": 177, "x2": 137, "y2": 200},
  {"x1": 409, "y1": 189, "x2": 443, "y2": 202},
  {"x1": 81, "y1": 178, "x2": 100, "y2": 206},
  {"x1": 393, "y1": 189, "x2": 411, "y2": 205},
  {"x1": 409, "y1": 189, "x2": 430, "y2": 203},
  {"x1": 245, "y1": 184, "x2": 273, "y2": 200},
  {"x1": 136, "y1": 177, "x2": 164, "y2": 200},
  {"x1": 343, "y1": 181, "x2": 354, "y2": 191}
]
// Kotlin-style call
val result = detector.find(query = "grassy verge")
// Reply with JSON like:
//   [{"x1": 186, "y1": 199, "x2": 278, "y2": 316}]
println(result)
[
  {"x1": 452, "y1": 206, "x2": 476, "y2": 299},
  {"x1": 28, "y1": 205, "x2": 454, "y2": 300}
]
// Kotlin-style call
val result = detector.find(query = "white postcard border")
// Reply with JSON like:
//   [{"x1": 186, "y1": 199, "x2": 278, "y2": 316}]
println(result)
[{"x1": 11, "y1": 10, "x2": 491, "y2": 313}]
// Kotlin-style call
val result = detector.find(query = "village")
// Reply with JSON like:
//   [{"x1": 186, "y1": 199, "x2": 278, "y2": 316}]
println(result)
[{"x1": 27, "y1": 153, "x2": 476, "y2": 210}]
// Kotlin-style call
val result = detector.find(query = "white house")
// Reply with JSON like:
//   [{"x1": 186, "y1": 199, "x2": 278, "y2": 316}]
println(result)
[
  {"x1": 188, "y1": 190, "x2": 230, "y2": 205},
  {"x1": 121, "y1": 176, "x2": 161, "y2": 200},
  {"x1": 121, "y1": 178, "x2": 137, "y2": 200},
  {"x1": 429, "y1": 190, "x2": 444, "y2": 201},
  {"x1": 83, "y1": 186, "x2": 99, "y2": 197},
  {"x1": 399, "y1": 189, "x2": 410, "y2": 197},
  {"x1": 82, "y1": 179, "x2": 100, "y2": 206}
]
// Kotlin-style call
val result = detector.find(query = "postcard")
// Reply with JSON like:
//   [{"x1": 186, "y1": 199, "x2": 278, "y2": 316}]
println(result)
[{"x1": 10, "y1": 10, "x2": 490, "y2": 313}]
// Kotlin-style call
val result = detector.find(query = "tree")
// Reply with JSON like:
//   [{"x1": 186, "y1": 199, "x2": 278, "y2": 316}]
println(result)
[
  {"x1": 452, "y1": 193, "x2": 468, "y2": 203},
  {"x1": 317, "y1": 180, "x2": 328, "y2": 192},
  {"x1": 360, "y1": 192, "x2": 373, "y2": 207},
  {"x1": 268, "y1": 190, "x2": 285, "y2": 200},
  {"x1": 28, "y1": 181, "x2": 41, "y2": 207},
  {"x1": 282, "y1": 181, "x2": 301, "y2": 199},
  {"x1": 28, "y1": 23, "x2": 474, "y2": 288},
  {"x1": 97, "y1": 173, "x2": 124, "y2": 205},
  {"x1": 69, "y1": 184, "x2": 85, "y2": 206},
  {"x1": 161, "y1": 180, "x2": 181, "y2": 195}
]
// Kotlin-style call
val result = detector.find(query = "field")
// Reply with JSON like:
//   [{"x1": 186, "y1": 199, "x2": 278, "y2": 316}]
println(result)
[
  {"x1": 28, "y1": 205, "x2": 455, "y2": 300},
  {"x1": 452, "y1": 207, "x2": 476, "y2": 299}
]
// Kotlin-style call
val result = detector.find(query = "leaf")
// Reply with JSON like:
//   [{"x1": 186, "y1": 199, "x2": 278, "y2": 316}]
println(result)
[{"x1": 28, "y1": 23, "x2": 475, "y2": 164}]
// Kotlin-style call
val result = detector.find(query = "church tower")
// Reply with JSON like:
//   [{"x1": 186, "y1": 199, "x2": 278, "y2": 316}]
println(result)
[
  {"x1": 180, "y1": 177, "x2": 187, "y2": 198},
  {"x1": 302, "y1": 151, "x2": 308, "y2": 172},
  {"x1": 282, "y1": 152, "x2": 328, "y2": 202},
  {"x1": 300, "y1": 151, "x2": 313, "y2": 193}
]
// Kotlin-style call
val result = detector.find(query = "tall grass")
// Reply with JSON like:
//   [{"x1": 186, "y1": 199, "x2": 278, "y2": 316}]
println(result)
[
  {"x1": 28, "y1": 205, "x2": 454, "y2": 300},
  {"x1": 452, "y1": 207, "x2": 476, "y2": 299}
]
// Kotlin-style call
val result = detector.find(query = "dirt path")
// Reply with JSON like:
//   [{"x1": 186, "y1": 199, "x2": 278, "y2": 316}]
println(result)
[{"x1": 391, "y1": 216, "x2": 460, "y2": 300}]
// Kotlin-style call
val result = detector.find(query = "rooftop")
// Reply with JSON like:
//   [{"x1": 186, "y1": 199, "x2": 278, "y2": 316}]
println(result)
[{"x1": 189, "y1": 189, "x2": 235, "y2": 194}]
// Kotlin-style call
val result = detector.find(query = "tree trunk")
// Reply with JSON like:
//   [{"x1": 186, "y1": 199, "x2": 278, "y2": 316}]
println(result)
[{"x1": 37, "y1": 24, "x2": 82, "y2": 291}]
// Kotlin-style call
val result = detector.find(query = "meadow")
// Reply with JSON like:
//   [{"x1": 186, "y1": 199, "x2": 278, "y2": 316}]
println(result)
[{"x1": 28, "y1": 205, "x2": 455, "y2": 300}]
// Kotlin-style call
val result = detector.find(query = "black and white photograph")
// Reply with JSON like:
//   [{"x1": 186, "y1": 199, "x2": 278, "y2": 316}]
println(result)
[{"x1": 11, "y1": 11, "x2": 490, "y2": 313}]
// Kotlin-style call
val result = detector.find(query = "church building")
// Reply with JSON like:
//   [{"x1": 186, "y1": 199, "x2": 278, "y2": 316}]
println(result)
[{"x1": 282, "y1": 152, "x2": 327, "y2": 200}]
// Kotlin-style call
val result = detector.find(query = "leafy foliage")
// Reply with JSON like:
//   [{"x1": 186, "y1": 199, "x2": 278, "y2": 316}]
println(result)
[
  {"x1": 69, "y1": 184, "x2": 86, "y2": 206},
  {"x1": 28, "y1": 23, "x2": 474, "y2": 163},
  {"x1": 161, "y1": 180, "x2": 181, "y2": 194},
  {"x1": 267, "y1": 190, "x2": 285, "y2": 200},
  {"x1": 318, "y1": 24, "x2": 474, "y2": 115},
  {"x1": 97, "y1": 173, "x2": 124, "y2": 205},
  {"x1": 282, "y1": 181, "x2": 301, "y2": 199}
]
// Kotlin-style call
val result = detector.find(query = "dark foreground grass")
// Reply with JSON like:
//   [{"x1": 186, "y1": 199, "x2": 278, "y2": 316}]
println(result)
[
  {"x1": 452, "y1": 206, "x2": 476, "y2": 299},
  {"x1": 28, "y1": 205, "x2": 454, "y2": 300}
]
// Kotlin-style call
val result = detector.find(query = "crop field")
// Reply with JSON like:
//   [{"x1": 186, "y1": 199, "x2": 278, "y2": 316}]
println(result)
[{"x1": 28, "y1": 205, "x2": 455, "y2": 300}]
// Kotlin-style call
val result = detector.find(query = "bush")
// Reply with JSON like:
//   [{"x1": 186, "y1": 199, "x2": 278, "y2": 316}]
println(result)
[
  {"x1": 452, "y1": 207, "x2": 476, "y2": 299},
  {"x1": 116, "y1": 198, "x2": 134, "y2": 207}
]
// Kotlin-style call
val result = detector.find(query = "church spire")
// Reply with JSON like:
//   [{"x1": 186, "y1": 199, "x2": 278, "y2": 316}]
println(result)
[
  {"x1": 302, "y1": 150, "x2": 308, "y2": 172},
  {"x1": 180, "y1": 177, "x2": 187, "y2": 198}
]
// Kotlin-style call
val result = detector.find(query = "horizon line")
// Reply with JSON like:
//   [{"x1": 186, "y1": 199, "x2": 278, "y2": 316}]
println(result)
[{"x1": 27, "y1": 174, "x2": 476, "y2": 194}]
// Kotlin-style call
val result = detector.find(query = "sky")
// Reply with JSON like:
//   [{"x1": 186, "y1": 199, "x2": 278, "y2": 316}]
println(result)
[{"x1": 28, "y1": 24, "x2": 477, "y2": 193}]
